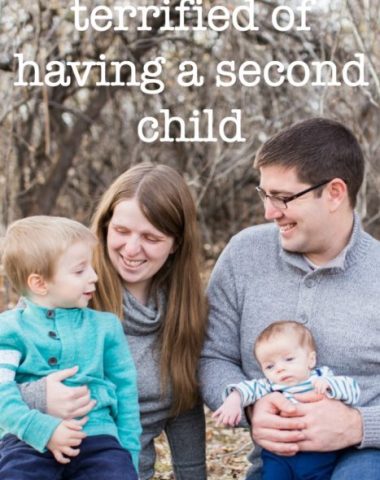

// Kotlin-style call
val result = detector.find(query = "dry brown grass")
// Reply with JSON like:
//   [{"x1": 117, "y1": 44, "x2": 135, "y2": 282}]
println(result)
[{"x1": 153, "y1": 408, "x2": 253, "y2": 480}]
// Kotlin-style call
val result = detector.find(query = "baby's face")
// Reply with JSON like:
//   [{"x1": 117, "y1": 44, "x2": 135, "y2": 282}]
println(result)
[{"x1": 256, "y1": 335, "x2": 316, "y2": 386}]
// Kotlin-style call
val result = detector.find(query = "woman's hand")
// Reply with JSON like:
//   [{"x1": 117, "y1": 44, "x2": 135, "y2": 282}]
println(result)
[{"x1": 46, "y1": 366, "x2": 96, "y2": 419}]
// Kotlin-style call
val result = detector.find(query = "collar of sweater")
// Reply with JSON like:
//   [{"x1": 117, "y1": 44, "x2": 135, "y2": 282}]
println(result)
[
  {"x1": 22, "y1": 298, "x2": 83, "y2": 320},
  {"x1": 279, "y1": 211, "x2": 370, "y2": 273},
  {"x1": 122, "y1": 288, "x2": 166, "y2": 336}
]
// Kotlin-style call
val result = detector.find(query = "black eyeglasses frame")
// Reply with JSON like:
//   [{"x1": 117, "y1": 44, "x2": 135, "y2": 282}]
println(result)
[{"x1": 256, "y1": 179, "x2": 332, "y2": 210}]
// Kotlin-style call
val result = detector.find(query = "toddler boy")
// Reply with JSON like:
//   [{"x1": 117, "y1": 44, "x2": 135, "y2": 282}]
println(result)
[{"x1": 0, "y1": 216, "x2": 141, "y2": 479}]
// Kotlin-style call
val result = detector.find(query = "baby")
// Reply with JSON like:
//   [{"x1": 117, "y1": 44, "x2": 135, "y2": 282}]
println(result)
[
  {"x1": 0, "y1": 216, "x2": 141, "y2": 479},
  {"x1": 213, "y1": 320, "x2": 360, "y2": 479}
]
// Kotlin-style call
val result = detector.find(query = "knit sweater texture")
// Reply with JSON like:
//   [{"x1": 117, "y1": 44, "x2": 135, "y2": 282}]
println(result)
[
  {"x1": 200, "y1": 213, "x2": 380, "y2": 474},
  {"x1": 122, "y1": 289, "x2": 207, "y2": 480},
  {"x1": 121, "y1": 289, "x2": 174, "y2": 423},
  {"x1": 0, "y1": 300, "x2": 141, "y2": 470}
]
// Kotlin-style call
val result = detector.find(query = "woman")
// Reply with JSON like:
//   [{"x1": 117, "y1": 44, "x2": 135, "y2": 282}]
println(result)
[{"x1": 19, "y1": 164, "x2": 208, "y2": 479}]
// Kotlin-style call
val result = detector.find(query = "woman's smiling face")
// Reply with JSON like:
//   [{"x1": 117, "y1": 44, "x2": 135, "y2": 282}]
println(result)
[{"x1": 107, "y1": 198, "x2": 175, "y2": 303}]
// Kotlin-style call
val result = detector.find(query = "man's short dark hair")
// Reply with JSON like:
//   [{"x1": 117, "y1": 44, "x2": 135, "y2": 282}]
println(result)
[{"x1": 254, "y1": 118, "x2": 364, "y2": 208}]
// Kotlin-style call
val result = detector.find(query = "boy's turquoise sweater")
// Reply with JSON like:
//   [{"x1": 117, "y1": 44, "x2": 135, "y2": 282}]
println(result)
[{"x1": 0, "y1": 300, "x2": 141, "y2": 470}]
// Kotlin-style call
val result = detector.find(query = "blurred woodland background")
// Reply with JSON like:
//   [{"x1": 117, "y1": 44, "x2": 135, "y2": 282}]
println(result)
[
  {"x1": 0, "y1": 1, "x2": 380, "y2": 478},
  {"x1": 1, "y1": 0, "x2": 379, "y2": 243}
]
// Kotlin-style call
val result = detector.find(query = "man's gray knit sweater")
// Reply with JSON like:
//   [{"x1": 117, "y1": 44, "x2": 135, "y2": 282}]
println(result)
[{"x1": 200, "y1": 213, "x2": 380, "y2": 471}]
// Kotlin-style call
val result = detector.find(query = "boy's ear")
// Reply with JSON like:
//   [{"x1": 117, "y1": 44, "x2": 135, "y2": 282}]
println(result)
[
  {"x1": 308, "y1": 350, "x2": 317, "y2": 369},
  {"x1": 27, "y1": 274, "x2": 48, "y2": 296}
]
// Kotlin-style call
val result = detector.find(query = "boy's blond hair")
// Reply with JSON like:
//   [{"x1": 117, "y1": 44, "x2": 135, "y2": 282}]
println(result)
[
  {"x1": 2, "y1": 216, "x2": 96, "y2": 295},
  {"x1": 254, "y1": 320, "x2": 316, "y2": 358}
]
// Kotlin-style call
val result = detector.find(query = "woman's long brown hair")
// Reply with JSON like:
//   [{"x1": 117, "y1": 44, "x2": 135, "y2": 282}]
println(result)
[{"x1": 91, "y1": 163, "x2": 207, "y2": 415}]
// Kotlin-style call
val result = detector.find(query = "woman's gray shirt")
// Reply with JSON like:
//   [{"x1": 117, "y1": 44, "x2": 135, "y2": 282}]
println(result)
[{"x1": 121, "y1": 289, "x2": 173, "y2": 422}]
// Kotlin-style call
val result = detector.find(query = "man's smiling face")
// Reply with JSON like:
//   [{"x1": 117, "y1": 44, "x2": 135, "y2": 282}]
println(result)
[{"x1": 259, "y1": 165, "x2": 333, "y2": 263}]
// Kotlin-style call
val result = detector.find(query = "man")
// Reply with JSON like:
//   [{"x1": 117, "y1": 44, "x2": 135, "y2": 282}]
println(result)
[{"x1": 200, "y1": 118, "x2": 380, "y2": 479}]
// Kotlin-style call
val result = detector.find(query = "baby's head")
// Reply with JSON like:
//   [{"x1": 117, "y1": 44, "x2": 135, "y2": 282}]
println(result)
[
  {"x1": 254, "y1": 321, "x2": 317, "y2": 386},
  {"x1": 2, "y1": 216, "x2": 98, "y2": 309}
]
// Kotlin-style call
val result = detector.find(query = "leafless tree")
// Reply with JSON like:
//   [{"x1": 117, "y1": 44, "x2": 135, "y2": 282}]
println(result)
[{"x1": 1, "y1": 0, "x2": 379, "y2": 248}]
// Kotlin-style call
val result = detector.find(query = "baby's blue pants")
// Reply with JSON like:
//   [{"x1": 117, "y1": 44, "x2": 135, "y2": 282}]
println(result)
[{"x1": 261, "y1": 449, "x2": 338, "y2": 479}]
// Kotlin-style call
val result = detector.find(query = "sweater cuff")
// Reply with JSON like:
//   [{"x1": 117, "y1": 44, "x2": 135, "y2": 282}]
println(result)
[
  {"x1": 19, "y1": 378, "x2": 47, "y2": 413},
  {"x1": 357, "y1": 406, "x2": 380, "y2": 449},
  {"x1": 22, "y1": 412, "x2": 61, "y2": 452}
]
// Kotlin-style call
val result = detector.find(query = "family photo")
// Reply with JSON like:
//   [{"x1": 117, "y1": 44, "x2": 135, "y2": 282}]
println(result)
[{"x1": 1, "y1": 0, "x2": 380, "y2": 479}]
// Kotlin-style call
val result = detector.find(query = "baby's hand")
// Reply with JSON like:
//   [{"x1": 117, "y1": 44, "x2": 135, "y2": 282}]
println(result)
[
  {"x1": 312, "y1": 378, "x2": 330, "y2": 395},
  {"x1": 47, "y1": 417, "x2": 87, "y2": 464},
  {"x1": 212, "y1": 390, "x2": 242, "y2": 427}
]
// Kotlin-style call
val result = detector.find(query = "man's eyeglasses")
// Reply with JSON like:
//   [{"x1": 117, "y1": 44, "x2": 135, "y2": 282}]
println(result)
[{"x1": 256, "y1": 180, "x2": 331, "y2": 210}]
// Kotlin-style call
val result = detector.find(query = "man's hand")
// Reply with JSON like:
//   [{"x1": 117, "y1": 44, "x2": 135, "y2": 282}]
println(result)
[
  {"x1": 251, "y1": 392, "x2": 306, "y2": 456},
  {"x1": 212, "y1": 390, "x2": 242, "y2": 426},
  {"x1": 46, "y1": 366, "x2": 96, "y2": 419},
  {"x1": 47, "y1": 417, "x2": 88, "y2": 464},
  {"x1": 293, "y1": 393, "x2": 363, "y2": 451},
  {"x1": 251, "y1": 391, "x2": 363, "y2": 456}
]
